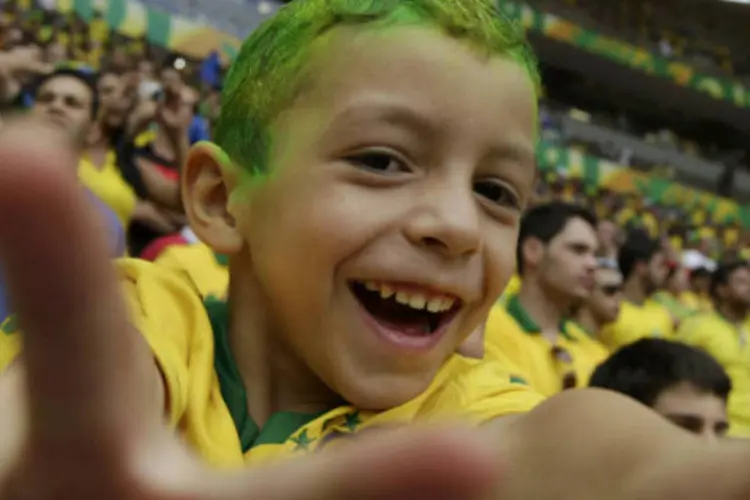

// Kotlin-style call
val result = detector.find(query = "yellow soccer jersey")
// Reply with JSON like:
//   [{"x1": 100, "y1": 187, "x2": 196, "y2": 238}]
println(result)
[
  {"x1": 155, "y1": 243, "x2": 229, "y2": 300},
  {"x1": 680, "y1": 291, "x2": 713, "y2": 313},
  {"x1": 0, "y1": 315, "x2": 20, "y2": 372},
  {"x1": 678, "y1": 313, "x2": 750, "y2": 438},
  {"x1": 698, "y1": 227, "x2": 716, "y2": 240},
  {"x1": 78, "y1": 151, "x2": 137, "y2": 227},
  {"x1": 484, "y1": 298, "x2": 609, "y2": 397},
  {"x1": 117, "y1": 260, "x2": 544, "y2": 466},
  {"x1": 616, "y1": 209, "x2": 659, "y2": 239},
  {"x1": 505, "y1": 274, "x2": 521, "y2": 296},
  {"x1": 669, "y1": 235, "x2": 684, "y2": 253},
  {"x1": 599, "y1": 299, "x2": 674, "y2": 351},
  {"x1": 724, "y1": 227, "x2": 740, "y2": 248}
]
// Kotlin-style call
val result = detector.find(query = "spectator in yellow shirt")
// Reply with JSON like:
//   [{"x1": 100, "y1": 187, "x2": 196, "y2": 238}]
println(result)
[
  {"x1": 88, "y1": 11, "x2": 109, "y2": 48},
  {"x1": 679, "y1": 260, "x2": 750, "y2": 438},
  {"x1": 590, "y1": 339, "x2": 730, "y2": 443},
  {"x1": 600, "y1": 230, "x2": 673, "y2": 350},
  {"x1": 616, "y1": 198, "x2": 659, "y2": 239},
  {"x1": 682, "y1": 266, "x2": 713, "y2": 312},
  {"x1": 485, "y1": 202, "x2": 609, "y2": 396},
  {"x1": 652, "y1": 264, "x2": 695, "y2": 327}
]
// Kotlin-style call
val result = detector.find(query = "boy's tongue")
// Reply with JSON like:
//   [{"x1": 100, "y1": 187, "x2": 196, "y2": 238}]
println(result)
[{"x1": 363, "y1": 293, "x2": 436, "y2": 336}]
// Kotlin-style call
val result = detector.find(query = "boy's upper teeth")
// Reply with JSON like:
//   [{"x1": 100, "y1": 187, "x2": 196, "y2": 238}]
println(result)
[{"x1": 363, "y1": 281, "x2": 455, "y2": 312}]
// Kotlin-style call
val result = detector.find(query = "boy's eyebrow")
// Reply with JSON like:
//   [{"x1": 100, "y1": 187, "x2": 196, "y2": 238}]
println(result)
[
  {"x1": 323, "y1": 100, "x2": 536, "y2": 168},
  {"x1": 484, "y1": 141, "x2": 536, "y2": 168},
  {"x1": 326, "y1": 101, "x2": 439, "y2": 138}
]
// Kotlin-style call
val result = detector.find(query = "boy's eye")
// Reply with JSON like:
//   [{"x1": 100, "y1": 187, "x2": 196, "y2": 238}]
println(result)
[
  {"x1": 474, "y1": 179, "x2": 521, "y2": 210},
  {"x1": 346, "y1": 151, "x2": 408, "y2": 174}
]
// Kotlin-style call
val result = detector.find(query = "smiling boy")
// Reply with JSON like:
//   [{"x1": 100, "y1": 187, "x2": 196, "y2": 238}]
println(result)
[
  {"x1": 4, "y1": 1, "x2": 750, "y2": 499},
  {"x1": 3, "y1": 0, "x2": 542, "y2": 462},
  {"x1": 124, "y1": 0, "x2": 544, "y2": 463}
]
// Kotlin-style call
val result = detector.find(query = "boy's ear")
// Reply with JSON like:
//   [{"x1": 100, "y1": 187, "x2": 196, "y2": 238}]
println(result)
[{"x1": 182, "y1": 142, "x2": 244, "y2": 255}]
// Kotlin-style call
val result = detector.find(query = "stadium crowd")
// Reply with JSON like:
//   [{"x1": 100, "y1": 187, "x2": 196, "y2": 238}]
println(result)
[{"x1": 1, "y1": 0, "x2": 750, "y2": 498}]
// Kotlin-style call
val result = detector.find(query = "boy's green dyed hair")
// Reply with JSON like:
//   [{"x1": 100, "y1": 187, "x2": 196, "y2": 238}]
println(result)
[{"x1": 214, "y1": 0, "x2": 539, "y2": 176}]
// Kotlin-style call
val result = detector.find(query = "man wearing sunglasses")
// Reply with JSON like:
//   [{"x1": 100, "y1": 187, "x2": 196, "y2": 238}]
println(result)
[
  {"x1": 599, "y1": 229, "x2": 673, "y2": 350},
  {"x1": 574, "y1": 257, "x2": 624, "y2": 339}
]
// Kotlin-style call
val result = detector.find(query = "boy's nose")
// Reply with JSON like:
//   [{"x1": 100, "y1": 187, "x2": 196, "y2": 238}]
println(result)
[{"x1": 403, "y1": 186, "x2": 482, "y2": 259}]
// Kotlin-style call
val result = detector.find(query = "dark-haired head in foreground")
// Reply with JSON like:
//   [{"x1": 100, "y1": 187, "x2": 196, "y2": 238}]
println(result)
[{"x1": 590, "y1": 339, "x2": 730, "y2": 442}]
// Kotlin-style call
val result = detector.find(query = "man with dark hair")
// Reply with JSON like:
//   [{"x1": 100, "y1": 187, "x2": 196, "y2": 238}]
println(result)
[
  {"x1": 590, "y1": 339, "x2": 731, "y2": 442},
  {"x1": 600, "y1": 229, "x2": 672, "y2": 350},
  {"x1": 30, "y1": 67, "x2": 99, "y2": 145},
  {"x1": 679, "y1": 260, "x2": 750, "y2": 438},
  {"x1": 0, "y1": 68, "x2": 125, "y2": 366},
  {"x1": 485, "y1": 202, "x2": 608, "y2": 396}
]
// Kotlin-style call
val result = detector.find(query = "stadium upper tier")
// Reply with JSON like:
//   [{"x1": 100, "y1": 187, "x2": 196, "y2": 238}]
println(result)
[
  {"x1": 526, "y1": 0, "x2": 750, "y2": 81},
  {"x1": 137, "y1": 0, "x2": 281, "y2": 38}
]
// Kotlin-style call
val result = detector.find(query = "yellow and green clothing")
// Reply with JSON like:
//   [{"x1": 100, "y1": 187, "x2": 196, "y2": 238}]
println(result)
[
  {"x1": 669, "y1": 235, "x2": 684, "y2": 253},
  {"x1": 0, "y1": 315, "x2": 19, "y2": 372},
  {"x1": 698, "y1": 227, "x2": 717, "y2": 241},
  {"x1": 88, "y1": 16, "x2": 109, "y2": 46},
  {"x1": 484, "y1": 296, "x2": 609, "y2": 397},
  {"x1": 2, "y1": 260, "x2": 545, "y2": 465},
  {"x1": 678, "y1": 312, "x2": 750, "y2": 438},
  {"x1": 690, "y1": 210, "x2": 707, "y2": 226},
  {"x1": 652, "y1": 291, "x2": 695, "y2": 325},
  {"x1": 78, "y1": 151, "x2": 137, "y2": 228},
  {"x1": 616, "y1": 208, "x2": 659, "y2": 239},
  {"x1": 723, "y1": 227, "x2": 740, "y2": 248},
  {"x1": 498, "y1": 274, "x2": 521, "y2": 305},
  {"x1": 599, "y1": 299, "x2": 674, "y2": 351},
  {"x1": 680, "y1": 291, "x2": 713, "y2": 313},
  {"x1": 155, "y1": 243, "x2": 229, "y2": 300}
]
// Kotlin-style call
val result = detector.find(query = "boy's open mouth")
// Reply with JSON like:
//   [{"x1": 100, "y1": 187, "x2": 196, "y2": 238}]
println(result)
[{"x1": 349, "y1": 280, "x2": 462, "y2": 341}]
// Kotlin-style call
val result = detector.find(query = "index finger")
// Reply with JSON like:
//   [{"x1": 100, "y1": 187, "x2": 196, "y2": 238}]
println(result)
[
  {"x1": 0, "y1": 121, "x2": 155, "y2": 446},
  {"x1": 170, "y1": 427, "x2": 499, "y2": 500}
]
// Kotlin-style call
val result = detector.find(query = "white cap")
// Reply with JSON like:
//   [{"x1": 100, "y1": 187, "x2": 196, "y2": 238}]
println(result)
[{"x1": 681, "y1": 249, "x2": 717, "y2": 272}]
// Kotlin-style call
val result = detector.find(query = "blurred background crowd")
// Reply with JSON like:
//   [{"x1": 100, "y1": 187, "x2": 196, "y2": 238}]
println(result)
[{"x1": 0, "y1": 0, "x2": 749, "y2": 443}]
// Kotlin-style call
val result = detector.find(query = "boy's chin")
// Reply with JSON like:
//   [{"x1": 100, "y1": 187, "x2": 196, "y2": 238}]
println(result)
[{"x1": 333, "y1": 369, "x2": 438, "y2": 412}]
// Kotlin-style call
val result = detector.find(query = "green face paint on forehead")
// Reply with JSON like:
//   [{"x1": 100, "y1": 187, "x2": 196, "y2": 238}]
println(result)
[{"x1": 213, "y1": 0, "x2": 540, "y2": 181}]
